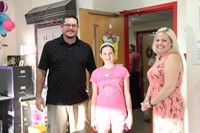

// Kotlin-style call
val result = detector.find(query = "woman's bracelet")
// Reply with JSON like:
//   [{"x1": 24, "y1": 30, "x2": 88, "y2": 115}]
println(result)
[{"x1": 149, "y1": 101, "x2": 154, "y2": 106}]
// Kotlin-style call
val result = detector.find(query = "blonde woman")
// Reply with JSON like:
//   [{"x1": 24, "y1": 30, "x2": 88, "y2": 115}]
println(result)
[{"x1": 141, "y1": 27, "x2": 185, "y2": 133}]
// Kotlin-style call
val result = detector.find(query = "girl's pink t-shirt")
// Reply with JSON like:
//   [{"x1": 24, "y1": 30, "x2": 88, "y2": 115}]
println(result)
[{"x1": 90, "y1": 65, "x2": 130, "y2": 111}]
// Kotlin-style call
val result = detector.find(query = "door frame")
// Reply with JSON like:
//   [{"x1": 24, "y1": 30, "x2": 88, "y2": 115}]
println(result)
[{"x1": 120, "y1": 2, "x2": 177, "y2": 69}]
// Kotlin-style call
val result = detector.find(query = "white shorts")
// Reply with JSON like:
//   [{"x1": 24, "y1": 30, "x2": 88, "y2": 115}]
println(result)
[{"x1": 95, "y1": 107, "x2": 127, "y2": 133}]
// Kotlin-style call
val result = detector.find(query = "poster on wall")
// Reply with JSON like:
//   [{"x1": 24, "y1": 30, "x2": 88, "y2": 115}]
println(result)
[{"x1": 36, "y1": 23, "x2": 62, "y2": 65}]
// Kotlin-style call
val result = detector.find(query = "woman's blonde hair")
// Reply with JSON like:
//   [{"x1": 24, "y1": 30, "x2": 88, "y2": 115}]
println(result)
[{"x1": 152, "y1": 27, "x2": 179, "y2": 54}]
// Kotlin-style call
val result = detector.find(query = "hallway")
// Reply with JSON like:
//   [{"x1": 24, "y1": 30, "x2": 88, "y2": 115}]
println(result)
[{"x1": 131, "y1": 109, "x2": 152, "y2": 133}]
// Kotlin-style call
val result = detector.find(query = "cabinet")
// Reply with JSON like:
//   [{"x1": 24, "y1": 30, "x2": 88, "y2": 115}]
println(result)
[{"x1": 0, "y1": 66, "x2": 33, "y2": 133}]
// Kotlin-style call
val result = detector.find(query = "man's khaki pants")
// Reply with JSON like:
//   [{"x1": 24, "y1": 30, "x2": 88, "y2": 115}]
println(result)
[{"x1": 47, "y1": 101, "x2": 87, "y2": 133}]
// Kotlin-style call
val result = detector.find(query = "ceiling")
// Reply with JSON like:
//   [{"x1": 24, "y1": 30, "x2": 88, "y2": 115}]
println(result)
[{"x1": 129, "y1": 9, "x2": 173, "y2": 25}]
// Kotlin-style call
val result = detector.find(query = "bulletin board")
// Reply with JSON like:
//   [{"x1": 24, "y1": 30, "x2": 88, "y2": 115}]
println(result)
[{"x1": 35, "y1": 21, "x2": 62, "y2": 65}]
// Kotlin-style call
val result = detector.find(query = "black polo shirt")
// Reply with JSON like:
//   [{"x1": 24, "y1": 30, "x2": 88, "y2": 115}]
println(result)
[{"x1": 38, "y1": 35, "x2": 96, "y2": 105}]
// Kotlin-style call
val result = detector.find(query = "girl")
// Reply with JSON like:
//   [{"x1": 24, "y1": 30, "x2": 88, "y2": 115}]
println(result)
[{"x1": 90, "y1": 42, "x2": 133, "y2": 133}]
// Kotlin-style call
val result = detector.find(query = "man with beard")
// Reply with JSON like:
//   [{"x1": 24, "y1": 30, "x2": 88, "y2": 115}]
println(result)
[{"x1": 36, "y1": 16, "x2": 96, "y2": 133}]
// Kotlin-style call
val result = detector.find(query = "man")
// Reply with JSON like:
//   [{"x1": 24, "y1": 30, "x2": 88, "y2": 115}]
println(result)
[
  {"x1": 36, "y1": 16, "x2": 96, "y2": 133},
  {"x1": 129, "y1": 44, "x2": 142, "y2": 109}
]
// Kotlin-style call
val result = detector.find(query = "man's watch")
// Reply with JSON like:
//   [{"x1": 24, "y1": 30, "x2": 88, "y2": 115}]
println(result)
[{"x1": 86, "y1": 86, "x2": 90, "y2": 93}]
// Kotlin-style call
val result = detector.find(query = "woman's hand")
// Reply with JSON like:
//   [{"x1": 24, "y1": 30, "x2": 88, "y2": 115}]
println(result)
[{"x1": 141, "y1": 101, "x2": 151, "y2": 111}]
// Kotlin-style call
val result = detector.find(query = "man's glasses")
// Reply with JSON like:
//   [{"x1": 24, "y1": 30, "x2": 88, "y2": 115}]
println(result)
[{"x1": 63, "y1": 24, "x2": 78, "y2": 28}]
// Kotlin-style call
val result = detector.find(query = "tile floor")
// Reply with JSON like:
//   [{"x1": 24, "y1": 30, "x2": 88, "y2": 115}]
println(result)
[{"x1": 130, "y1": 108, "x2": 152, "y2": 133}]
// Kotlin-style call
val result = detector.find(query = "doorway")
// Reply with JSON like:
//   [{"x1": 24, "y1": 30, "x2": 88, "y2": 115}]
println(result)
[
  {"x1": 129, "y1": 4, "x2": 175, "y2": 100},
  {"x1": 121, "y1": 1, "x2": 176, "y2": 99}
]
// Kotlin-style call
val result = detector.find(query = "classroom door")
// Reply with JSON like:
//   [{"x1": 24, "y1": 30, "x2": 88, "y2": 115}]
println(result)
[
  {"x1": 141, "y1": 34, "x2": 155, "y2": 93},
  {"x1": 79, "y1": 8, "x2": 125, "y2": 68},
  {"x1": 79, "y1": 8, "x2": 124, "y2": 133}
]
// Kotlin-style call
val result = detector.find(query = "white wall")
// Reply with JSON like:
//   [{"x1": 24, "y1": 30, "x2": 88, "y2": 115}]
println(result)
[
  {"x1": 0, "y1": 0, "x2": 16, "y2": 64},
  {"x1": 77, "y1": 0, "x2": 93, "y2": 9},
  {"x1": 177, "y1": 0, "x2": 188, "y2": 132},
  {"x1": 111, "y1": 0, "x2": 176, "y2": 12},
  {"x1": 128, "y1": 19, "x2": 173, "y2": 45},
  {"x1": 186, "y1": 0, "x2": 200, "y2": 132},
  {"x1": 93, "y1": 0, "x2": 116, "y2": 12},
  {"x1": 130, "y1": 19, "x2": 173, "y2": 32}
]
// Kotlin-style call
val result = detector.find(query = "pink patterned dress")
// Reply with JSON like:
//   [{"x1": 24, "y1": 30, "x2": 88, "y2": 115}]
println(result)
[{"x1": 147, "y1": 52, "x2": 184, "y2": 133}]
